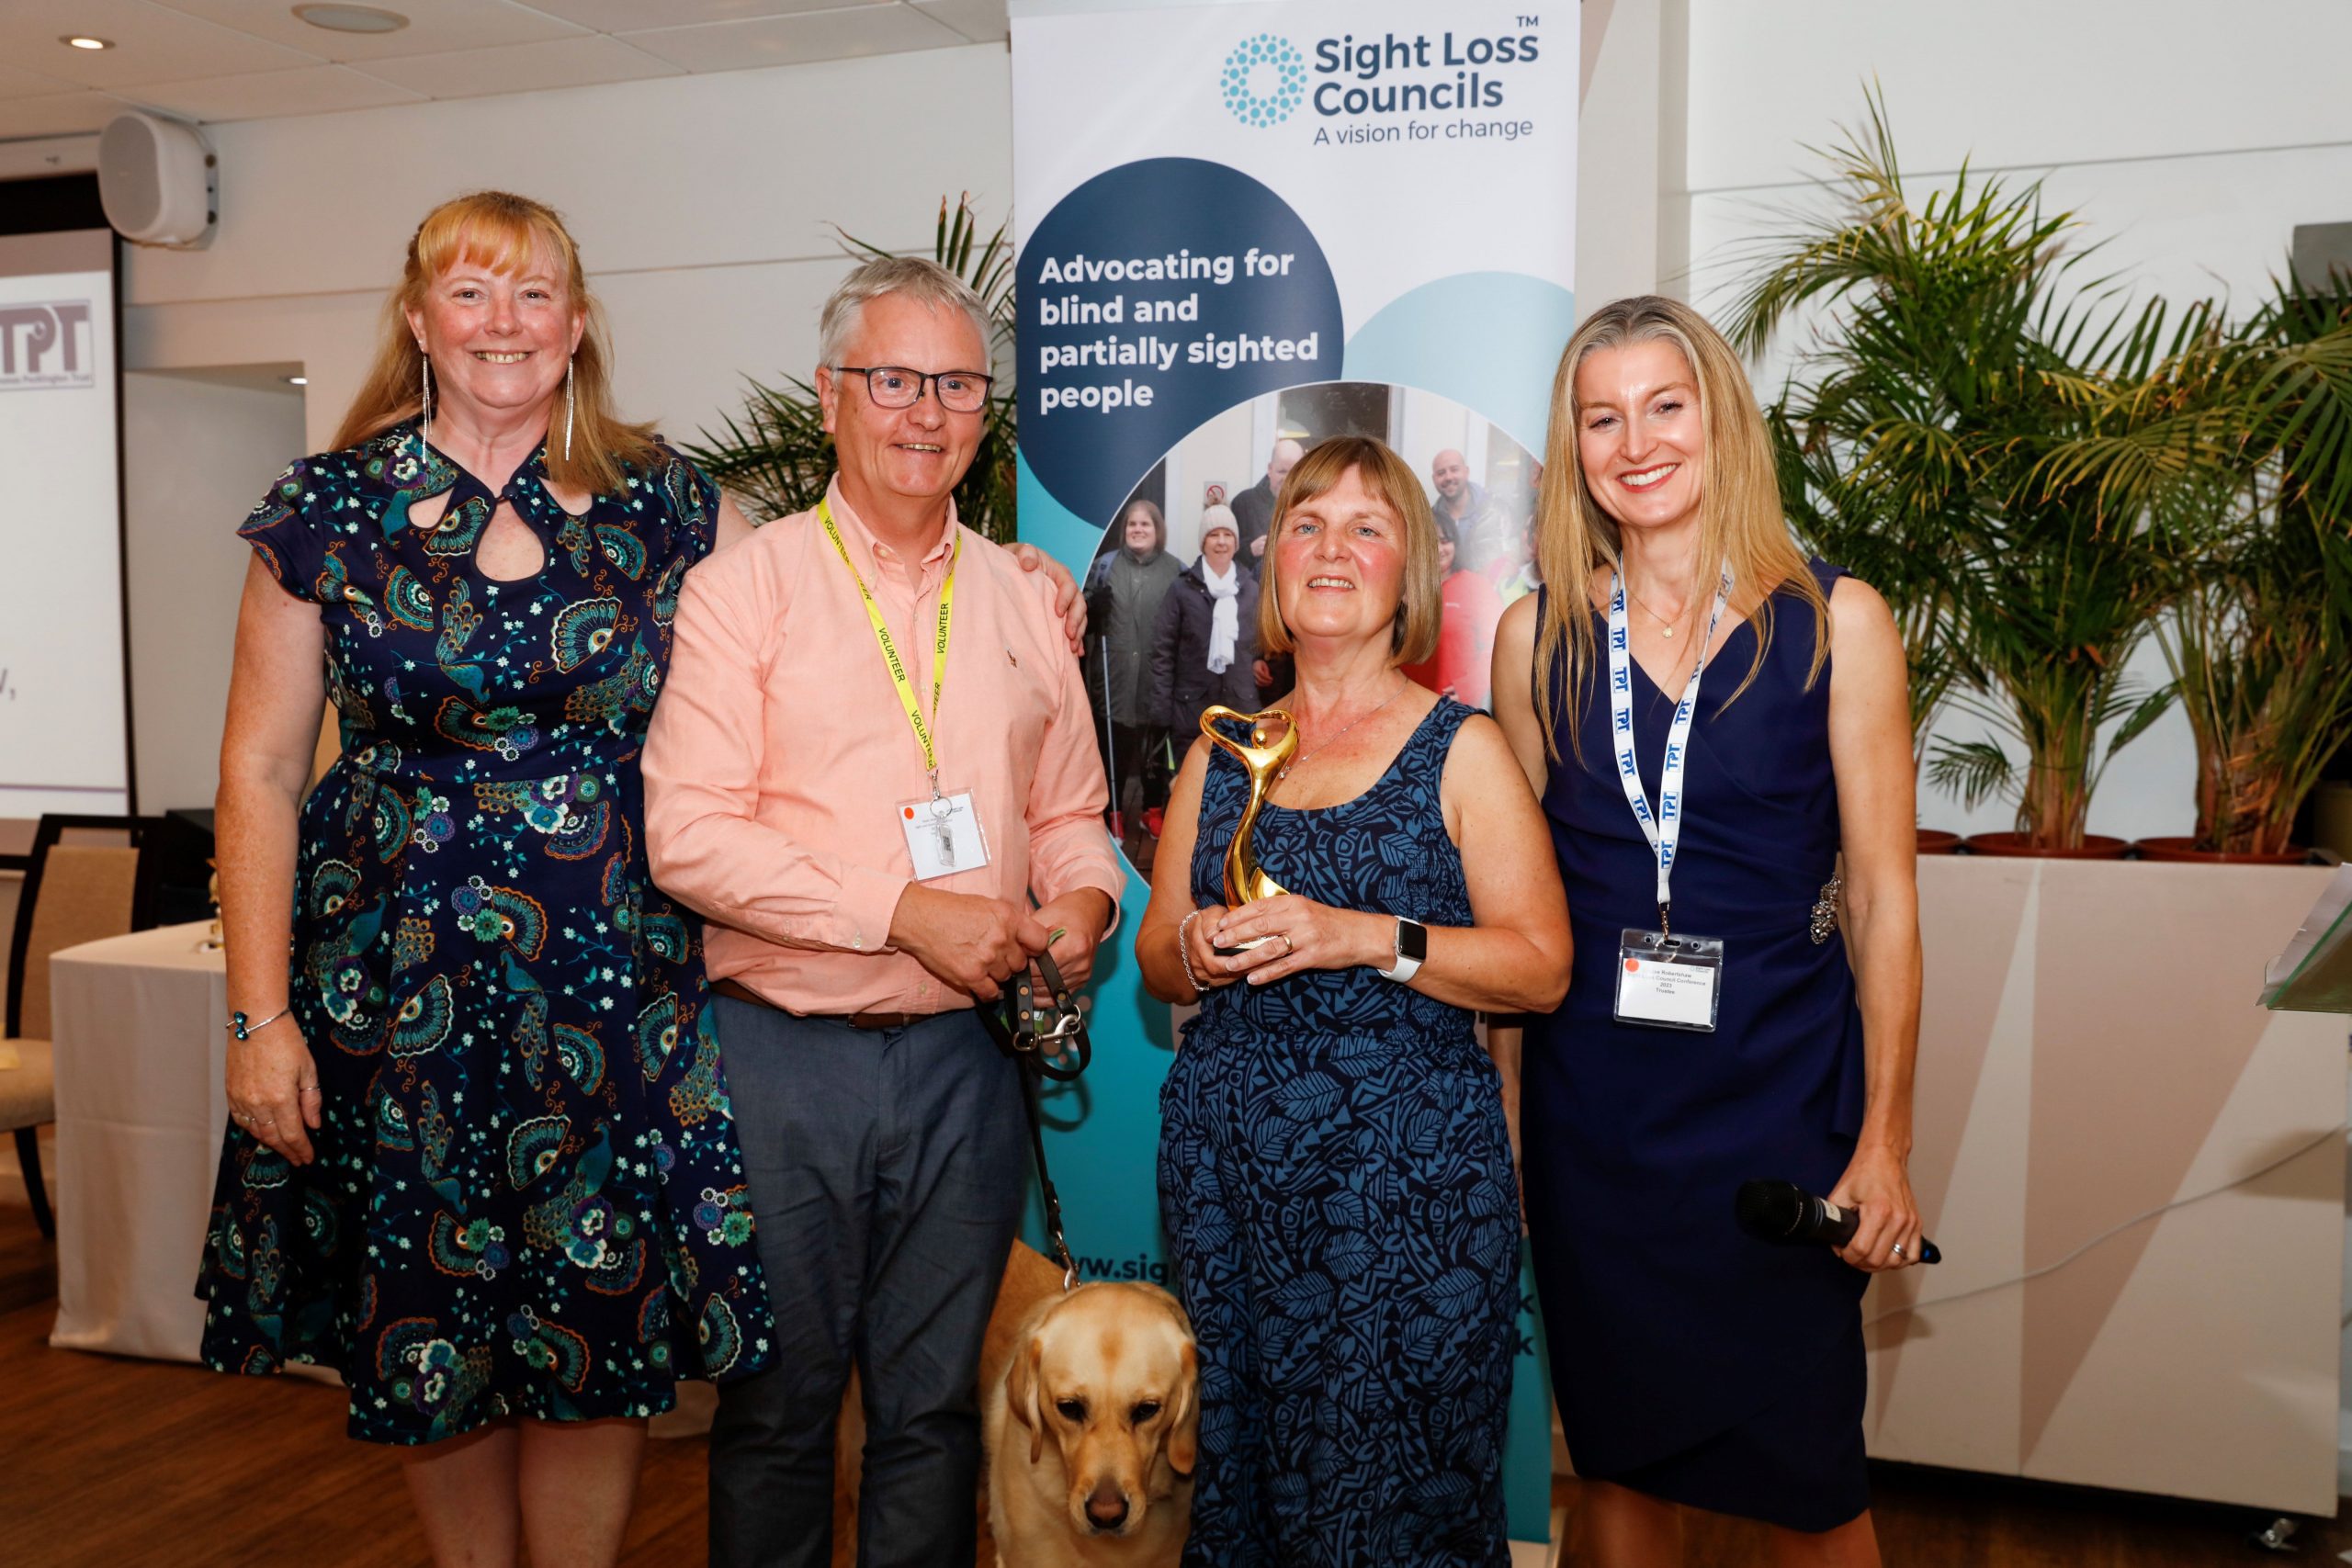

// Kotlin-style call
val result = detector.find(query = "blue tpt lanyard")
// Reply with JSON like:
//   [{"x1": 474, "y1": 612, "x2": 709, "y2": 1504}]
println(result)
[{"x1": 1604, "y1": 567, "x2": 1732, "y2": 937}]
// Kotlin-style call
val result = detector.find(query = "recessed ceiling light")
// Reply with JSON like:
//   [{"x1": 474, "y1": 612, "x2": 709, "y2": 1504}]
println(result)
[
  {"x1": 291, "y1": 5, "x2": 410, "y2": 35},
  {"x1": 62, "y1": 36, "x2": 113, "y2": 51},
  {"x1": 284, "y1": 375, "x2": 309, "y2": 386}
]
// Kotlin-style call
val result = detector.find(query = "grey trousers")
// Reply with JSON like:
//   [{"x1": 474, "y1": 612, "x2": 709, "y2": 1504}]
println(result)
[{"x1": 707, "y1": 998, "x2": 1027, "y2": 1568}]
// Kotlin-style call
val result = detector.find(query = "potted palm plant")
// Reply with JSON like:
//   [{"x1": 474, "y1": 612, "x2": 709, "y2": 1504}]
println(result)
[
  {"x1": 1730, "y1": 97, "x2": 2180, "y2": 854},
  {"x1": 2049, "y1": 273, "x2": 2352, "y2": 858},
  {"x1": 687, "y1": 195, "x2": 1018, "y2": 541}
]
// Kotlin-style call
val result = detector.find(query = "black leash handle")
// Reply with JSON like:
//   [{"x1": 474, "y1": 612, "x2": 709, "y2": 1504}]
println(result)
[{"x1": 979, "y1": 948, "x2": 1091, "y2": 1288}]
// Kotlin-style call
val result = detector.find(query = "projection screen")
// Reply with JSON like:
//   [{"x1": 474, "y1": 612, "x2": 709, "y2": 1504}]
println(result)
[{"x1": 0, "y1": 228, "x2": 130, "y2": 828}]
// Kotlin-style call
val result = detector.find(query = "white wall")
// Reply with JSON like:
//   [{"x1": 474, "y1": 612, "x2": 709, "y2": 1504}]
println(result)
[
  {"x1": 123, "y1": 372, "x2": 307, "y2": 816},
  {"x1": 1674, "y1": 0, "x2": 2352, "y2": 840},
  {"x1": 121, "y1": 43, "x2": 1017, "y2": 452}
]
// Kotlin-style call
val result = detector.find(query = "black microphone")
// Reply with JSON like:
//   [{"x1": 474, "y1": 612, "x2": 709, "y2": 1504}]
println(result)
[{"x1": 1736, "y1": 1179, "x2": 1940, "y2": 1265}]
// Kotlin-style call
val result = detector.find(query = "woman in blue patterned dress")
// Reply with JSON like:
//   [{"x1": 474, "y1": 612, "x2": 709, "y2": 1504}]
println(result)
[
  {"x1": 1136, "y1": 435, "x2": 1571, "y2": 1564},
  {"x1": 1490, "y1": 296, "x2": 1921, "y2": 1566},
  {"x1": 196, "y1": 191, "x2": 771, "y2": 1566}
]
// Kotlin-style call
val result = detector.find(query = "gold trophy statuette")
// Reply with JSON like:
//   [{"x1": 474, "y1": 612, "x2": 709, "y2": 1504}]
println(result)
[{"x1": 1199, "y1": 705, "x2": 1295, "y2": 955}]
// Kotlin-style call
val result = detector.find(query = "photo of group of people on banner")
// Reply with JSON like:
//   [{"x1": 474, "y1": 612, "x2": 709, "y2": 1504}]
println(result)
[{"x1": 1081, "y1": 384, "x2": 1542, "y2": 870}]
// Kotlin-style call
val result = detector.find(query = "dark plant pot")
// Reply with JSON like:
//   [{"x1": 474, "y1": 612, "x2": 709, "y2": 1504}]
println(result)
[
  {"x1": 1916, "y1": 829, "x2": 1963, "y2": 855},
  {"x1": 2129, "y1": 836, "x2": 2311, "y2": 866},
  {"x1": 1962, "y1": 831, "x2": 2130, "y2": 860}
]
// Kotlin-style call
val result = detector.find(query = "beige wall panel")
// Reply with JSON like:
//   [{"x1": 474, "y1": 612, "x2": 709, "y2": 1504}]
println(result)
[
  {"x1": 1864, "y1": 860, "x2": 2343, "y2": 1512},
  {"x1": 2020, "y1": 864, "x2": 2331, "y2": 1459},
  {"x1": 2026, "y1": 1130, "x2": 2340, "y2": 1514},
  {"x1": 1867, "y1": 859, "x2": 2036, "y2": 1470},
  {"x1": 2028, "y1": 1003, "x2": 2343, "y2": 1511}
]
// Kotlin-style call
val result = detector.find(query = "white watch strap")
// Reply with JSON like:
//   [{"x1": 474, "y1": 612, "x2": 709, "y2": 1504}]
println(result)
[{"x1": 1376, "y1": 918, "x2": 1423, "y2": 982}]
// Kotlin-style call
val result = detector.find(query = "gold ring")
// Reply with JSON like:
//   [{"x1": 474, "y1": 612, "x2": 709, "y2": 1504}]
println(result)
[{"x1": 1279, "y1": 932, "x2": 1295, "y2": 955}]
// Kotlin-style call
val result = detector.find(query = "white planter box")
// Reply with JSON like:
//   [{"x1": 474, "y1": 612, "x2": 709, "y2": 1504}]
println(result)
[{"x1": 1865, "y1": 856, "x2": 2345, "y2": 1515}]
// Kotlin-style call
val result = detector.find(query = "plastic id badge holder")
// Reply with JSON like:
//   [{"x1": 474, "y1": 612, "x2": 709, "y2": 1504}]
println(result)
[{"x1": 1614, "y1": 929, "x2": 1724, "y2": 1032}]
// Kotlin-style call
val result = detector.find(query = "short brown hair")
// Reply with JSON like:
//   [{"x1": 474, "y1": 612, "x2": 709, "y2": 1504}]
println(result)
[{"x1": 1256, "y1": 435, "x2": 1442, "y2": 665}]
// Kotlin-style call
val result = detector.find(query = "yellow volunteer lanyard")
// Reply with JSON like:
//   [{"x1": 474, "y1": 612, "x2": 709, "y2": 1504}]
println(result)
[{"x1": 818, "y1": 496, "x2": 956, "y2": 787}]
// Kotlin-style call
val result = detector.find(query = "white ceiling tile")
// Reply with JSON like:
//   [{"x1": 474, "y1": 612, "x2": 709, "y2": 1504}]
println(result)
[
  {"x1": 523, "y1": 0, "x2": 888, "y2": 30},
  {"x1": 910, "y1": 0, "x2": 1005, "y2": 45},
  {"x1": 0, "y1": 92, "x2": 132, "y2": 140},
  {"x1": 0, "y1": 61, "x2": 87, "y2": 102},
  {"x1": 353, "y1": 34, "x2": 684, "y2": 100},
  {"x1": 118, "y1": 63, "x2": 428, "y2": 121},
  {"x1": 622, "y1": 6, "x2": 966, "y2": 73},
  {"x1": 0, "y1": 0, "x2": 323, "y2": 88},
  {"x1": 147, "y1": 0, "x2": 589, "y2": 62}
]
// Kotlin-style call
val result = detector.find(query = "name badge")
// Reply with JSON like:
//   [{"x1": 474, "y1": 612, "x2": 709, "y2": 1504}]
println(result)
[
  {"x1": 900, "y1": 789, "x2": 989, "y2": 882},
  {"x1": 1614, "y1": 928, "x2": 1724, "y2": 1032}
]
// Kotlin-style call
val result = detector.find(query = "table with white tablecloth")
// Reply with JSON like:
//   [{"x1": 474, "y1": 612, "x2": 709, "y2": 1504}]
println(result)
[{"x1": 47, "y1": 920, "x2": 228, "y2": 1361}]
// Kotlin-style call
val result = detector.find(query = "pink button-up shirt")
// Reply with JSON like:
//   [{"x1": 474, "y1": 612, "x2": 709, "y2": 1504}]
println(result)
[{"x1": 643, "y1": 480, "x2": 1121, "y2": 1017}]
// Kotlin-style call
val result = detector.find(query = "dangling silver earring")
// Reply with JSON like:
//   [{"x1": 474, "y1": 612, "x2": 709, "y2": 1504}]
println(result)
[
  {"x1": 563, "y1": 355, "x2": 575, "y2": 464},
  {"x1": 417, "y1": 346, "x2": 432, "y2": 458}
]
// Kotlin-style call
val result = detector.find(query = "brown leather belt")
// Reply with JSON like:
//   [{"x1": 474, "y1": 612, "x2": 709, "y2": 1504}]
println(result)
[{"x1": 708, "y1": 976, "x2": 926, "y2": 1032}]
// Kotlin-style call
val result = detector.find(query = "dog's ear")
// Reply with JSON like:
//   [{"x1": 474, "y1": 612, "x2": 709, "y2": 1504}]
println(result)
[
  {"x1": 1165, "y1": 1340, "x2": 1199, "y2": 1478},
  {"x1": 1006, "y1": 1336, "x2": 1047, "y2": 1466}
]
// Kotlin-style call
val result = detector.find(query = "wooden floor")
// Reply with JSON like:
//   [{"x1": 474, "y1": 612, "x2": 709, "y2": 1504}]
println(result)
[{"x1": 0, "y1": 1191, "x2": 2340, "y2": 1566}]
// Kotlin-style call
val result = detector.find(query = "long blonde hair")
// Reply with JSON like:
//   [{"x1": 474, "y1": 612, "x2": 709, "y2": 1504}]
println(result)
[
  {"x1": 1531, "y1": 295, "x2": 1828, "y2": 762},
  {"x1": 333, "y1": 191, "x2": 659, "y2": 496}
]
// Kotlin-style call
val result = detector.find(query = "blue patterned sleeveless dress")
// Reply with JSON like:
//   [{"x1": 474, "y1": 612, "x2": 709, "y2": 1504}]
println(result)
[
  {"x1": 1523, "y1": 561, "x2": 1871, "y2": 1531},
  {"x1": 1159, "y1": 697, "x2": 1519, "y2": 1566},
  {"x1": 195, "y1": 424, "x2": 776, "y2": 1444}
]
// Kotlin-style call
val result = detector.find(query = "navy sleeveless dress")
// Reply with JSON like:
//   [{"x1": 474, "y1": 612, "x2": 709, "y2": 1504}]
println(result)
[
  {"x1": 1159, "y1": 698, "x2": 1520, "y2": 1566},
  {"x1": 1524, "y1": 561, "x2": 1871, "y2": 1532},
  {"x1": 196, "y1": 426, "x2": 776, "y2": 1443}
]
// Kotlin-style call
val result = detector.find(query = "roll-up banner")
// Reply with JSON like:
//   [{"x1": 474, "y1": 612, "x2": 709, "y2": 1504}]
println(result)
[{"x1": 1011, "y1": 0, "x2": 1577, "y2": 1544}]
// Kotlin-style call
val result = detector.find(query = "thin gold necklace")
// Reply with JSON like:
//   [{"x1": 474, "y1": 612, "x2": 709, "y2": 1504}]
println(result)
[
  {"x1": 1621, "y1": 581, "x2": 1690, "y2": 638},
  {"x1": 1276, "y1": 677, "x2": 1410, "y2": 783}
]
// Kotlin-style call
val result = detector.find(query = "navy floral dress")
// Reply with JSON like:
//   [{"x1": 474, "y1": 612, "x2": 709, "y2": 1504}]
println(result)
[
  {"x1": 1159, "y1": 698, "x2": 1519, "y2": 1565},
  {"x1": 196, "y1": 423, "x2": 775, "y2": 1445}
]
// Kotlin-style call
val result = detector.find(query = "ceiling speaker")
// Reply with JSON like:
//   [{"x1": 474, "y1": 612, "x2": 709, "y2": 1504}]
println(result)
[{"x1": 97, "y1": 111, "x2": 216, "y2": 248}]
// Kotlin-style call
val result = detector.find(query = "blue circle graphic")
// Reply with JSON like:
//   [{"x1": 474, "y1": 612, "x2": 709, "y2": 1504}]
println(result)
[
  {"x1": 1221, "y1": 32, "x2": 1306, "y2": 128},
  {"x1": 1017, "y1": 158, "x2": 1342, "y2": 528}
]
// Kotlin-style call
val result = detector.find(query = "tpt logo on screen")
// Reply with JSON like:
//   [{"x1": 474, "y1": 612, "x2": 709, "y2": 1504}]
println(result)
[
  {"x1": 0, "y1": 300, "x2": 97, "y2": 391},
  {"x1": 1221, "y1": 32, "x2": 1306, "y2": 127}
]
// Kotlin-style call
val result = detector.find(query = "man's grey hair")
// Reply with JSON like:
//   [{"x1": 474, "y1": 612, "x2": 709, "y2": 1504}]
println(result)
[{"x1": 817, "y1": 255, "x2": 995, "y2": 373}]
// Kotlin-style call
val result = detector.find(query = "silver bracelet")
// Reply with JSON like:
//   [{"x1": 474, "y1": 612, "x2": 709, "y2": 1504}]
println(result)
[
  {"x1": 1177, "y1": 910, "x2": 1206, "y2": 997},
  {"x1": 229, "y1": 1006, "x2": 291, "y2": 1042}
]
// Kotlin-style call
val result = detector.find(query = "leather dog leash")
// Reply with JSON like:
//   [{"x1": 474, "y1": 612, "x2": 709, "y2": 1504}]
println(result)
[{"x1": 978, "y1": 948, "x2": 1091, "y2": 1290}]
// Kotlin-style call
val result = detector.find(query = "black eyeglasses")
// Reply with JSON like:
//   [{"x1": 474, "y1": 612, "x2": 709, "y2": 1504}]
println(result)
[{"x1": 836, "y1": 366, "x2": 996, "y2": 413}]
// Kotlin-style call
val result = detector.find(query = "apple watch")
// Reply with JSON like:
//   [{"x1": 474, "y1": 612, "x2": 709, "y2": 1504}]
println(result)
[{"x1": 1376, "y1": 917, "x2": 1427, "y2": 982}]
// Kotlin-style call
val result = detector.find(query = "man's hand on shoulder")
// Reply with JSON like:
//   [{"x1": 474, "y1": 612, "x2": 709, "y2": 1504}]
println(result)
[
  {"x1": 1010, "y1": 541, "x2": 1087, "y2": 654},
  {"x1": 887, "y1": 883, "x2": 1035, "y2": 1001}
]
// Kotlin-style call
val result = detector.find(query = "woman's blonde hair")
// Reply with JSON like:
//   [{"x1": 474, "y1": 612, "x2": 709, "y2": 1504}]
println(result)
[
  {"x1": 1531, "y1": 295, "x2": 1827, "y2": 761},
  {"x1": 334, "y1": 190, "x2": 659, "y2": 497},
  {"x1": 1257, "y1": 435, "x2": 1443, "y2": 666}
]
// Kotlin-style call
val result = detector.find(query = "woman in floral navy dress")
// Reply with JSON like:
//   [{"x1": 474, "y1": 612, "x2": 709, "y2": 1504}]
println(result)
[
  {"x1": 193, "y1": 191, "x2": 770, "y2": 1566},
  {"x1": 1136, "y1": 437, "x2": 1570, "y2": 1563}
]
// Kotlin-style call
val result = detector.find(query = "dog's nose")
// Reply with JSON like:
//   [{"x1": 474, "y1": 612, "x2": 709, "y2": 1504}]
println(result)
[{"x1": 1084, "y1": 1483, "x2": 1129, "y2": 1532}]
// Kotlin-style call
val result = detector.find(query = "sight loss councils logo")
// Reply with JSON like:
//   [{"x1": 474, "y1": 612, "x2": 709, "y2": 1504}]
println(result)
[{"x1": 1222, "y1": 32, "x2": 1305, "y2": 127}]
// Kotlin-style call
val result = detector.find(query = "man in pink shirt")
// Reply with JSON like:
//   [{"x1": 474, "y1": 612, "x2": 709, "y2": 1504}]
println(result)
[{"x1": 643, "y1": 257, "x2": 1120, "y2": 1567}]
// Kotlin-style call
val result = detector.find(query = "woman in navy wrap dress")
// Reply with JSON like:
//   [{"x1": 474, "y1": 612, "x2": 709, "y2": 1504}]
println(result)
[{"x1": 1491, "y1": 297, "x2": 1923, "y2": 1566}]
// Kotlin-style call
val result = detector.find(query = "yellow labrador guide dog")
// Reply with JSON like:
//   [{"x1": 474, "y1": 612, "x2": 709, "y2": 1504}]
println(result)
[{"x1": 985, "y1": 1281, "x2": 1198, "y2": 1565}]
